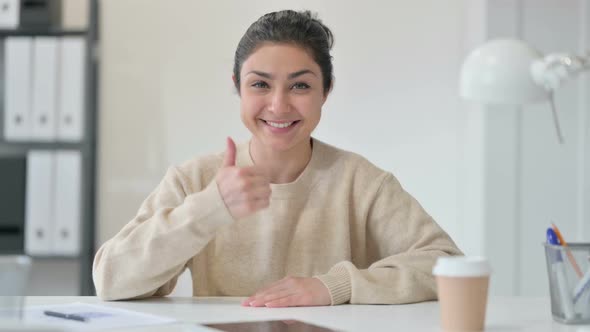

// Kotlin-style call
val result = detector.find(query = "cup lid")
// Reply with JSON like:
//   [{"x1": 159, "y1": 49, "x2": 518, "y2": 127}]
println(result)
[{"x1": 432, "y1": 256, "x2": 492, "y2": 277}]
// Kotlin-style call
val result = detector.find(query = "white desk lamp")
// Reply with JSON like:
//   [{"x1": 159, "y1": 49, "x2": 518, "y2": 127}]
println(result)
[{"x1": 460, "y1": 38, "x2": 590, "y2": 143}]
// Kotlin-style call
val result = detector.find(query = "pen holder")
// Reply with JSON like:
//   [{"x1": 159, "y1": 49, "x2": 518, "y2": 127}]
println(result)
[{"x1": 544, "y1": 243, "x2": 590, "y2": 324}]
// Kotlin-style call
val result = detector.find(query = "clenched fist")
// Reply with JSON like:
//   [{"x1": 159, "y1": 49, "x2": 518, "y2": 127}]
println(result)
[{"x1": 216, "y1": 137, "x2": 272, "y2": 220}]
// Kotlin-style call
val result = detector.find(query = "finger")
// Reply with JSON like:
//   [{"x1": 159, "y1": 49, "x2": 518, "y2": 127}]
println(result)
[
  {"x1": 248, "y1": 186, "x2": 272, "y2": 200},
  {"x1": 242, "y1": 166, "x2": 269, "y2": 179},
  {"x1": 233, "y1": 169, "x2": 269, "y2": 186},
  {"x1": 222, "y1": 137, "x2": 237, "y2": 167},
  {"x1": 235, "y1": 175, "x2": 270, "y2": 191},
  {"x1": 264, "y1": 294, "x2": 300, "y2": 308},
  {"x1": 249, "y1": 197, "x2": 270, "y2": 212},
  {"x1": 243, "y1": 278, "x2": 289, "y2": 305},
  {"x1": 236, "y1": 196, "x2": 270, "y2": 211},
  {"x1": 262, "y1": 288, "x2": 297, "y2": 306},
  {"x1": 248, "y1": 290, "x2": 293, "y2": 307},
  {"x1": 248, "y1": 174, "x2": 271, "y2": 185},
  {"x1": 248, "y1": 287, "x2": 294, "y2": 307}
]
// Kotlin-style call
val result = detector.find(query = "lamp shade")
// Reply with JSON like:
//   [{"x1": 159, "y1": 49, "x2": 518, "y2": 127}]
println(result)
[{"x1": 460, "y1": 39, "x2": 549, "y2": 104}]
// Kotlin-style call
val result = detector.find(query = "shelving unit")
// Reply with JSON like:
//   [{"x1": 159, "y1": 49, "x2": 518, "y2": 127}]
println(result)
[{"x1": 0, "y1": 0, "x2": 99, "y2": 295}]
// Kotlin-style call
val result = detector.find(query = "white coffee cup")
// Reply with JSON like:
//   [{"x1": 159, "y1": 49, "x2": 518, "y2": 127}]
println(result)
[{"x1": 433, "y1": 256, "x2": 492, "y2": 331}]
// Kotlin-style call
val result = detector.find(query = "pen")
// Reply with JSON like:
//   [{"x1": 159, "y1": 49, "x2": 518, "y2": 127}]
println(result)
[
  {"x1": 551, "y1": 223, "x2": 584, "y2": 278},
  {"x1": 43, "y1": 310, "x2": 88, "y2": 322}
]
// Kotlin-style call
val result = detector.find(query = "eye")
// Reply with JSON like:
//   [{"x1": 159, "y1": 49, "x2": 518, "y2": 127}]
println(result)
[
  {"x1": 291, "y1": 82, "x2": 310, "y2": 90},
  {"x1": 251, "y1": 81, "x2": 269, "y2": 89}
]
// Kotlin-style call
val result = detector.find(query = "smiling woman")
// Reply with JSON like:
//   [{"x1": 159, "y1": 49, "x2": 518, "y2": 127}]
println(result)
[
  {"x1": 238, "y1": 43, "x2": 325, "y2": 174},
  {"x1": 92, "y1": 9, "x2": 462, "y2": 308}
]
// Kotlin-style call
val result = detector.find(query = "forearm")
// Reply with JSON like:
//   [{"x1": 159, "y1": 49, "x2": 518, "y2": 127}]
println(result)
[
  {"x1": 93, "y1": 179, "x2": 233, "y2": 300},
  {"x1": 317, "y1": 244, "x2": 462, "y2": 305},
  {"x1": 317, "y1": 171, "x2": 463, "y2": 305}
]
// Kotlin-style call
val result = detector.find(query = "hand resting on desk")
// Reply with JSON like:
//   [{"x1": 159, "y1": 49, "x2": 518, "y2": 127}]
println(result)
[{"x1": 242, "y1": 276, "x2": 331, "y2": 308}]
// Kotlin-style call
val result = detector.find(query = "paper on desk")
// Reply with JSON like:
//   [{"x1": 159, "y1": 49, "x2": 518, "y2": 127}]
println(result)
[{"x1": 20, "y1": 302, "x2": 176, "y2": 331}]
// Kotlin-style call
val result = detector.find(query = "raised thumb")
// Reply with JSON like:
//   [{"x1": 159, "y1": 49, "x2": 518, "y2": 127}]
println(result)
[{"x1": 222, "y1": 137, "x2": 237, "y2": 167}]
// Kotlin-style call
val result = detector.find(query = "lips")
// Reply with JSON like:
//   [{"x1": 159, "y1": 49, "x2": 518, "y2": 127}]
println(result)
[{"x1": 261, "y1": 119, "x2": 301, "y2": 128}]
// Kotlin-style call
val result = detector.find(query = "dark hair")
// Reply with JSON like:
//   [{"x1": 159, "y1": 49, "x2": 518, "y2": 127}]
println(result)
[{"x1": 233, "y1": 10, "x2": 334, "y2": 95}]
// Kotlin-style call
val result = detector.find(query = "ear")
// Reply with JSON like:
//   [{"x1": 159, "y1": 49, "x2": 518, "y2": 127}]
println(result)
[{"x1": 232, "y1": 74, "x2": 241, "y2": 96}]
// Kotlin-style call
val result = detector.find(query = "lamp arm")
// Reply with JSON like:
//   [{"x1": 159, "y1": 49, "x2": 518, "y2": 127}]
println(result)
[
  {"x1": 531, "y1": 51, "x2": 590, "y2": 91},
  {"x1": 530, "y1": 51, "x2": 589, "y2": 145}
]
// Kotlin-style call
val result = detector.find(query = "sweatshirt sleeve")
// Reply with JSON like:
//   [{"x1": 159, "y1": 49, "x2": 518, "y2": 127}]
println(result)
[
  {"x1": 315, "y1": 173, "x2": 463, "y2": 305},
  {"x1": 92, "y1": 166, "x2": 234, "y2": 301}
]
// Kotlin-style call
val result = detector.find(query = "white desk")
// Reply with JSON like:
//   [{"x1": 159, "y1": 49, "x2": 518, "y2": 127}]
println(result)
[{"x1": 17, "y1": 296, "x2": 589, "y2": 332}]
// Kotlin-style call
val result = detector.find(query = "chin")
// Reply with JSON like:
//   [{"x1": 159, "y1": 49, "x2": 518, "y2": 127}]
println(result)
[
  {"x1": 266, "y1": 139, "x2": 299, "y2": 152},
  {"x1": 262, "y1": 135, "x2": 309, "y2": 152}
]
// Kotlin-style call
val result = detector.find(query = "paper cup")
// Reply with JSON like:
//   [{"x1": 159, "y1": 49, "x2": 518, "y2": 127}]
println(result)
[{"x1": 433, "y1": 256, "x2": 492, "y2": 331}]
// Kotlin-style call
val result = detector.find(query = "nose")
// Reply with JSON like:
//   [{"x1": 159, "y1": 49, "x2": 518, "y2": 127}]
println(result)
[{"x1": 267, "y1": 89, "x2": 291, "y2": 114}]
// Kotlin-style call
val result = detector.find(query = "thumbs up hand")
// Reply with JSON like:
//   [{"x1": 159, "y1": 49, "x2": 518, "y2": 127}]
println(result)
[{"x1": 216, "y1": 137, "x2": 272, "y2": 220}]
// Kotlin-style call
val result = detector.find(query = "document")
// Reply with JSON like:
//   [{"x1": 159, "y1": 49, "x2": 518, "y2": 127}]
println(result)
[{"x1": 20, "y1": 302, "x2": 176, "y2": 331}]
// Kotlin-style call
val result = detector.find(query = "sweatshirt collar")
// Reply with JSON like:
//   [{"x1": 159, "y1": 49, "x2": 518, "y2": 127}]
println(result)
[{"x1": 236, "y1": 138, "x2": 323, "y2": 199}]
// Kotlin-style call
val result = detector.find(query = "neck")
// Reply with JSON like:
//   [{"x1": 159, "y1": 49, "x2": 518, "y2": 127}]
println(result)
[{"x1": 249, "y1": 138, "x2": 313, "y2": 184}]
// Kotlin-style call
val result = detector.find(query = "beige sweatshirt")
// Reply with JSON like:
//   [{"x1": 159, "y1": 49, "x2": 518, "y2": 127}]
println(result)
[{"x1": 93, "y1": 138, "x2": 462, "y2": 304}]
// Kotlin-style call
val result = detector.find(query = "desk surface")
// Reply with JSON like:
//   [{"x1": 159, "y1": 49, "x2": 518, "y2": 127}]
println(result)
[{"x1": 18, "y1": 296, "x2": 588, "y2": 332}]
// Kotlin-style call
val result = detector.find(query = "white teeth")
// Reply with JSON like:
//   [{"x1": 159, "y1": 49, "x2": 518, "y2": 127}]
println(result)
[{"x1": 266, "y1": 121, "x2": 294, "y2": 128}]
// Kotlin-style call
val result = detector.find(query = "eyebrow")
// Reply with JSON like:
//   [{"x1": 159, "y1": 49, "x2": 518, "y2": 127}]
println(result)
[{"x1": 245, "y1": 69, "x2": 317, "y2": 79}]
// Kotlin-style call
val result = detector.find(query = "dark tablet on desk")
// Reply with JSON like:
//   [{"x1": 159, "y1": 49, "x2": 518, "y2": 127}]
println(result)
[{"x1": 204, "y1": 320, "x2": 338, "y2": 332}]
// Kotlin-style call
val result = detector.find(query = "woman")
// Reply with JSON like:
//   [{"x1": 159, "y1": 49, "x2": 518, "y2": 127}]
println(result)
[{"x1": 93, "y1": 10, "x2": 462, "y2": 307}]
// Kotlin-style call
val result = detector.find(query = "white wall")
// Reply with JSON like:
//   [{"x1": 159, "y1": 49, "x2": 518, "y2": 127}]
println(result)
[
  {"x1": 98, "y1": 0, "x2": 472, "y2": 248},
  {"x1": 98, "y1": 0, "x2": 475, "y2": 296},
  {"x1": 478, "y1": 0, "x2": 590, "y2": 296},
  {"x1": 516, "y1": 0, "x2": 589, "y2": 296},
  {"x1": 97, "y1": 0, "x2": 588, "y2": 297}
]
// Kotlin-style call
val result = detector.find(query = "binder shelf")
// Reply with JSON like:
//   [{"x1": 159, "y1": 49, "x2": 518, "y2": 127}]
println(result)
[
  {"x1": 0, "y1": 29, "x2": 86, "y2": 36},
  {"x1": 0, "y1": 1, "x2": 98, "y2": 296}
]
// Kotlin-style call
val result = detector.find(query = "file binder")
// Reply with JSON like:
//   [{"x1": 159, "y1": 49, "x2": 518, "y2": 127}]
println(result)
[
  {"x1": 31, "y1": 37, "x2": 58, "y2": 141},
  {"x1": 57, "y1": 37, "x2": 85, "y2": 141},
  {"x1": 0, "y1": 0, "x2": 19, "y2": 28},
  {"x1": 4, "y1": 37, "x2": 33, "y2": 141},
  {"x1": 25, "y1": 151, "x2": 54, "y2": 256},
  {"x1": 53, "y1": 150, "x2": 82, "y2": 256}
]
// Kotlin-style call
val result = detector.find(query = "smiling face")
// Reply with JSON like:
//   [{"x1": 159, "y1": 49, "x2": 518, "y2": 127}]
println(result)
[{"x1": 237, "y1": 43, "x2": 329, "y2": 153}]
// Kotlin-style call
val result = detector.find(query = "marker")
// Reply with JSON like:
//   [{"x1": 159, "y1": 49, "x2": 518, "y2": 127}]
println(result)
[
  {"x1": 546, "y1": 228, "x2": 562, "y2": 261},
  {"x1": 551, "y1": 223, "x2": 584, "y2": 278},
  {"x1": 546, "y1": 228, "x2": 560, "y2": 245},
  {"x1": 546, "y1": 227, "x2": 575, "y2": 319},
  {"x1": 43, "y1": 310, "x2": 88, "y2": 322}
]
